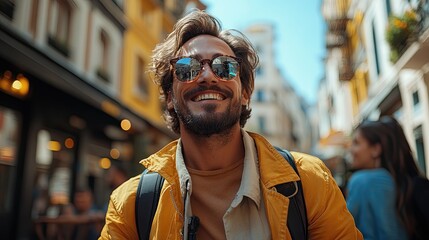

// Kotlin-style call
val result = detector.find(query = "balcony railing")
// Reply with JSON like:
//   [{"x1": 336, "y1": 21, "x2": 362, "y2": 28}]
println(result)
[{"x1": 417, "y1": 0, "x2": 429, "y2": 33}]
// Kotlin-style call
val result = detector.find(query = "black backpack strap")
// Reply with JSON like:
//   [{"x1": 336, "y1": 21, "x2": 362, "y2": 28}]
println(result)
[
  {"x1": 135, "y1": 169, "x2": 165, "y2": 240},
  {"x1": 275, "y1": 146, "x2": 308, "y2": 240}
]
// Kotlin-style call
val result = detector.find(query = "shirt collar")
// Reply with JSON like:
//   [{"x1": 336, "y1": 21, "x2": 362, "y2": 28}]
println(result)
[
  {"x1": 175, "y1": 139, "x2": 191, "y2": 198},
  {"x1": 175, "y1": 130, "x2": 261, "y2": 208},
  {"x1": 231, "y1": 129, "x2": 261, "y2": 208}
]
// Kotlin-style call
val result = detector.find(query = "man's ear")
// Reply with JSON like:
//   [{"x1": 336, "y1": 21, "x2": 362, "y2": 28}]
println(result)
[
  {"x1": 241, "y1": 90, "x2": 250, "y2": 106},
  {"x1": 167, "y1": 91, "x2": 174, "y2": 110}
]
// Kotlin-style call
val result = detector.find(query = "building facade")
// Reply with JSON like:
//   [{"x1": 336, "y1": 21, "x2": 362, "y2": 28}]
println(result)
[
  {"x1": 243, "y1": 24, "x2": 312, "y2": 153},
  {"x1": 320, "y1": 0, "x2": 429, "y2": 176}
]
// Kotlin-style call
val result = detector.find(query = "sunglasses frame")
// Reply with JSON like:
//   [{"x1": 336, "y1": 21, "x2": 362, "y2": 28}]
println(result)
[{"x1": 170, "y1": 55, "x2": 241, "y2": 83}]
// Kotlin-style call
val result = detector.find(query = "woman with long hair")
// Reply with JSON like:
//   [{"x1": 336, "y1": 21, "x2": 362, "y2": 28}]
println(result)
[{"x1": 347, "y1": 116, "x2": 428, "y2": 239}]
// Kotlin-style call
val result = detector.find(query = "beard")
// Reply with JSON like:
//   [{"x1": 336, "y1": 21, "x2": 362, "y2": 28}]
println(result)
[{"x1": 173, "y1": 93, "x2": 242, "y2": 137}]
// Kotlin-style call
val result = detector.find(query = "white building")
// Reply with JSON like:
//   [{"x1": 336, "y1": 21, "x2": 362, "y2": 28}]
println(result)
[
  {"x1": 320, "y1": 0, "x2": 429, "y2": 175},
  {"x1": 244, "y1": 24, "x2": 312, "y2": 152}
]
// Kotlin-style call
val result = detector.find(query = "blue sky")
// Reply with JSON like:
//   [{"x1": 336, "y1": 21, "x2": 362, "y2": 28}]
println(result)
[{"x1": 200, "y1": 0, "x2": 326, "y2": 105}]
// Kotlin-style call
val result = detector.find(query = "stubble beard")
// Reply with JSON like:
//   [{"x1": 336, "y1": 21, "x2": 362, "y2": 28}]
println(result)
[{"x1": 173, "y1": 99, "x2": 242, "y2": 137}]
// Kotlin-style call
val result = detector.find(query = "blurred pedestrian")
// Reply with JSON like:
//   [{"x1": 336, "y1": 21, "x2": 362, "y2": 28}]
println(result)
[
  {"x1": 72, "y1": 188, "x2": 104, "y2": 240},
  {"x1": 347, "y1": 116, "x2": 428, "y2": 239}
]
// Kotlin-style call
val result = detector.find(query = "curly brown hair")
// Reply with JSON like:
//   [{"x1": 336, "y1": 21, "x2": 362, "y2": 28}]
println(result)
[{"x1": 149, "y1": 10, "x2": 259, "y2": 134}]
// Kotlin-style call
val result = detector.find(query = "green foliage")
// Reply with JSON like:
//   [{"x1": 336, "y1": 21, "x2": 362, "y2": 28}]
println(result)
[{"x1": 386, "y1": 10, "x2": 419, "y2": 62}]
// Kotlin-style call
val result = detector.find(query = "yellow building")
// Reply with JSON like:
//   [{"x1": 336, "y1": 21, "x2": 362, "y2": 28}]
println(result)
[
  {"x1": 346, "y1": 11, "x2": 370, "y2": 118},
  {"x1": 121, "y1": 0, "x2": 205, "y2": 129}
]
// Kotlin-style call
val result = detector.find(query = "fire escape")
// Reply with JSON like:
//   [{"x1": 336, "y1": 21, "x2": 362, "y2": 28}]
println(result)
[{"x1": 323, "y1": 0, "x2": 353, "y2": 81}]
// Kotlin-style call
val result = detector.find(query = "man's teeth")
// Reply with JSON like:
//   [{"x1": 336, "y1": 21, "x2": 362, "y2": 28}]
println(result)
[{"x1": 194, "y1": 93, "x2": 224, "y2": 101}]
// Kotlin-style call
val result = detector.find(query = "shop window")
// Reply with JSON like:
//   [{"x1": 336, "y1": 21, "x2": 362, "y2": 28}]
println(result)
[
  {"x1": 0, "y1": 106, "x2": 20, "y2": 230},
  {"x1": 32, "y1": 129, "x2": 75, "y2": 219},
  {"x1": 83, "y1": 140, "x2": 115, "y2": 210}
]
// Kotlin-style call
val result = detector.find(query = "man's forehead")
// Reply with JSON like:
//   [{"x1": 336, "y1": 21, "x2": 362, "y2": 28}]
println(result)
[{"x1": 178, "y1": 34, "x2": 235, "y2": 57}]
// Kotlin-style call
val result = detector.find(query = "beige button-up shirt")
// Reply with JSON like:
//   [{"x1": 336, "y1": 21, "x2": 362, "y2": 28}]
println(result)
[{"x1": 175, "y1": 130, "x2": 270, "y2": 239}]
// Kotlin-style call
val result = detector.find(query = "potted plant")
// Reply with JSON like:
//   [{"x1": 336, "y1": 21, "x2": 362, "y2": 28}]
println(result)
[{"x1": 386, "y1": 10, "x2": 418, "y2": 62}]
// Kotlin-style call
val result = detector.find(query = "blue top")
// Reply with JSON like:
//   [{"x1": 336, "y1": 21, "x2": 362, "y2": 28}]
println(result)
[{"x1": 346, "y1": 169, "x2": 408, "y2": 240}]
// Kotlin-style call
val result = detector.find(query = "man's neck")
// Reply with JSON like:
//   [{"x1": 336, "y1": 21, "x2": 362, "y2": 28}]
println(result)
[{"x1": 180, "y1": 126, "x2": 245, "y2": 171}]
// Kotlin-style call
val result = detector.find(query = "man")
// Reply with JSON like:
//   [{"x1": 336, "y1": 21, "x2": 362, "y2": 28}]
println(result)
[{"x1": 100, "y1": 10, "x2": 362, "y2": 239}]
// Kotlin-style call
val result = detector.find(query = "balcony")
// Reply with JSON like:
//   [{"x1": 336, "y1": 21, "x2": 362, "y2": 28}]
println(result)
[
  {"x1": 323, "y1": 0, "x2": 351, "y2": 54},
  {"x1": 322, "y1": 0, "x2": 350, "y2": 32},
  {"x1": 326, "y1": 32, "x2": 347, "y2": 49},
  {"x1": 398, "y1": 27, "x2": 429, "y2": 70},
  {"x1": 389, "y1": 2, "x2": 429, "y2": 68}
]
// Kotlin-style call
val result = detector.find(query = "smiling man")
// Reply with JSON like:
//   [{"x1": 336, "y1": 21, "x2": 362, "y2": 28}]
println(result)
[{"x1": 99, "y1": 10, "x2": 362, "y2": 240}]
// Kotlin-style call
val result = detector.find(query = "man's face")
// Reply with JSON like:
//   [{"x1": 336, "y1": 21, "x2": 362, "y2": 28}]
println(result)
[{"x1": 168, "y1": 35, "x2": 249, "y2": 136}]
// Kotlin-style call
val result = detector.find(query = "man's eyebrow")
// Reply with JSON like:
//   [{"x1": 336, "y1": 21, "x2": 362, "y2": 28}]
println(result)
[{"x1": 189, "y1": 53, "x2": 225, "y2": 60}]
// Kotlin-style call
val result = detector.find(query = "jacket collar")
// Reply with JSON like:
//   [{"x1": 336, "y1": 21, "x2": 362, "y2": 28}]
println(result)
[
  {"x1": 140, "y1": 131, "x2": 301, "y2": 190},
  {"x1": 247, "y1": 132, "x2": 300, "y2": 188},
  {"x1": 140, "y1": 140, "x2": 180, "y2": 186}
]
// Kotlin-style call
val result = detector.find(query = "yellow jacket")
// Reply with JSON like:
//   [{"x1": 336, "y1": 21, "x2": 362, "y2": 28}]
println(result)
[{"x1": 100, "y1": 132, "x2": 362, "y2": 239}]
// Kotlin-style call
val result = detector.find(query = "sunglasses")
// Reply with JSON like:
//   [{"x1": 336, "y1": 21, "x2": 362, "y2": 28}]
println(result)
[{"x1": 170, "y1": 55, "x2": 241, "y2": 83}]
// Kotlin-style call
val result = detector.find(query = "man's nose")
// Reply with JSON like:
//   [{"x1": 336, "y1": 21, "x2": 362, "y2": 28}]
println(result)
[{"x1": 196, "y1": 63, "x2": 219, "y2": 84}]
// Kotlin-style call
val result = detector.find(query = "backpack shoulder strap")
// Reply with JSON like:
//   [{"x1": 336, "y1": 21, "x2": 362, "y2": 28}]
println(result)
[
  {"x1": 135, "y1": 169, "x2": 165, "y2": 240},
  {"x1": 274, "y1": 146, "x2": 308, "y2": 240}
]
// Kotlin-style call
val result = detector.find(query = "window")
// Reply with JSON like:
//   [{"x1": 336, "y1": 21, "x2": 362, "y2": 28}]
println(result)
[
  {"x1": 256, "y1": 89, "x2": 265, "y2": 102},
  {"x1": 97, "y1": 30, "x2": 111, "y2": 82},
  {"x1": 414, "y1": 126, "x2": 426, "y2": 175},
  {"x1": 258, "y1": 116, "x2": 266, "y2": 133},
  {"x1": 135, "y1": 56, "x2": 149, "y2": 100},
  {"x1": 385, "y1": 0, "x2": 391, "y2": 18},
  {"x1": 140, "y1": 1, "x2": 156, "y2": 27},
  {"x1": 372, "y1": 21, "x2": 381, "y2": 76},
  {"x1": 412, "y1": 90, "x2": 421, "y2": 114},
  {"x1": 47, "y1": 0, "x2": 72, "y2": 57}
]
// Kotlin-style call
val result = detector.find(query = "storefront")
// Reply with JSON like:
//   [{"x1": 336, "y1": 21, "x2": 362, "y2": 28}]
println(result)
[{"x1": 0, "y1": 30, "x2": 173, "y2": 239}]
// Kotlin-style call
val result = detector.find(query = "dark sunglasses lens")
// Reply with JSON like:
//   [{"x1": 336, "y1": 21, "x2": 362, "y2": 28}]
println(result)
[
  {"x1": 211, "y1": 56, "x2": 239, "y2": 80},
  {"x1": 175, "y1": 58, "x2": 201, "y2": 82}
]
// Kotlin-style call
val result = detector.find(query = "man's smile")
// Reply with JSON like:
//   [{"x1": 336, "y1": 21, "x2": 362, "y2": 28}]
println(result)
[{"x1": 192, "y1": 92, "x2": 225, "y2": 102}]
